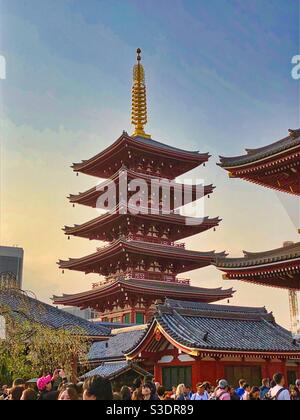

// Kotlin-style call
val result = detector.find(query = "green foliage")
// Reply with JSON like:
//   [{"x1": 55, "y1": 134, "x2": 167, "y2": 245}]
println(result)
[{"x1": 0, "y1": 286, "x2": 90, "y2": 384}]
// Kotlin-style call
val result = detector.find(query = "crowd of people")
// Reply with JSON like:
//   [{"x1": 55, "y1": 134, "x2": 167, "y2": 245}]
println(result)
[{"x1": 0, "y1": 371, "x2": 299, "y2": 401}]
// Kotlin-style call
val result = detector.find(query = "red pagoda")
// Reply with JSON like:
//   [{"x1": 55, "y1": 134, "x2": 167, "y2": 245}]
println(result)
[{"x1": 53, "y1": 49, "x2": 233, "y2": 324}]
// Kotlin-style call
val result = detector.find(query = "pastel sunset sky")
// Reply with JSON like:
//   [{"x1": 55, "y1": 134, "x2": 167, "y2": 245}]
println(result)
[{"x1": 0, "y1": 0, "x2": 299, "y2": 328}]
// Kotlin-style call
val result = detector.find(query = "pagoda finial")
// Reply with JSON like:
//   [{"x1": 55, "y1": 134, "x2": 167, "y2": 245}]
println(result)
[{"x1": 131, "y1": 48, "x2": 151, "y2": 138}]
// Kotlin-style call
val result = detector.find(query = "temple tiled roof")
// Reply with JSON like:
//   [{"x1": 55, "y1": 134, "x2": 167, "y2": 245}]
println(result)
[
  {"x1": 126, "y1": 299, "x2": 300, "y2": 356},
  {"x1": 218, "y1": 129, "x2": 300, "y2": 168},
  {"x1": 81, "y1": 360, "x2": 151, "y2": 380},
  {"x1": 0, "y1": 289, "x2": 110, "y2": 337},
  {"x1": 88, "y1": 327, "x2": 146, "y2": 361},
  {"x1": 216, "y1": 242, "x2": 300, "y2": 269}
]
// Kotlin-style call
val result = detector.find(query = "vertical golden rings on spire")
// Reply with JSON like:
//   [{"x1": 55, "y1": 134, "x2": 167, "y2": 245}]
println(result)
[{"x1": 131, "y1": 48, "x2": 151, "y2": 138}]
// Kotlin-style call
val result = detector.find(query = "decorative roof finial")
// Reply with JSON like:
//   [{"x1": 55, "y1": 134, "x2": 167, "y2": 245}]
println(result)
[{"x1": 131, "y1": 48, "x2": 151, "y2": 138}]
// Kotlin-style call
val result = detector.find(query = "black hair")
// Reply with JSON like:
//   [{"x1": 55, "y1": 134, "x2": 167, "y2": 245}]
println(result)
[
  {"x1": 273, "y1": 372, "x2": 284, "y2": 385},
  {"x1": 120, "y1": 385, "x2": 131, "y2": 401},
  {"x1": 83, "y1": 375, "x2": 113, "y2": 400}
]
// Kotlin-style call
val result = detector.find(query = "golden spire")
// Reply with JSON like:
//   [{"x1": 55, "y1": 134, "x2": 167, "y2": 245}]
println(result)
[{"x1": 131, "y1": 48, "x2": 151, "y2": 138}]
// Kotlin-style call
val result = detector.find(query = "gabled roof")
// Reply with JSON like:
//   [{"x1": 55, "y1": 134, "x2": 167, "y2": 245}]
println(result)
[
  {"x1": 72, "y1": 132, "x2": 209, "y2": 178},
  {"x1": 126, "y1": 299, "x2": 300, "y2": 358},
  {"x1": 0, "y1": 288, "x2": 110, "y2": 338},
  {"x1": 53, "y1": 277, "x2": 234, "y2": 307},
  {"x1": 81, "y1": 360, "x2": 151, "y2": 380},
  {"x1": 218, "y1": 129, "x2": 300, "y2": 168}
]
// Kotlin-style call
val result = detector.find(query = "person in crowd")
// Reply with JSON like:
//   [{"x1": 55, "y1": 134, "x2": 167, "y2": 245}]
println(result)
[
  {"x1": 259, "y1": 378, "x2": 270, "y2": 400},
  {"x1": 203, "y1": 382, "x2": 212, "y2": 397},
  {"x1": 120, "y1": 385, "x2": 131, "y2": 400},
  {"x1": 37, "y1": 375, "x2": 56, "y2": 400},
  {"x1": 175, "y1": 383, "x2": 188, "y2": 400},
  {"x1": 190, "y1": 382, "x2": 208, "y2": 400},
  {"x1": 215, "y1": 379, "x2": 231, "y2": 400},
  {"x1": 269, "y1": 379, "x2": 276, "y2": 388},
  {"x1": 294, "y1": 379, "x2": 300, "y2": 400},
  {"x1": 228, "y1": 386, "x2": 240, "y2": 401},
  {"x1": 241, "y1": 383, "x2": 251, "y2": 400},
  {"x1": 12, "y1": 378, "x2": 26, "y2": 389},
  {"x1": 58, "y1": 384, "x2": 79, "y2": 400},
  {"x1": 0, "y1": 385, "x2": 8, "y2": 400},
  {"x1": 170, "y1": 385, "x2": 177, "y2": 399},
  {"x1": 131, "y1": 377, "x2": 143, "y2": 400},
  {"x1": 83, "y1": 375, "x2": 113, "y2": 400},
  {"x1": 289, "y1": 385, "x2": 299, "y2": 401},
  {"x1": 8, "y1": 386, "x2": 23, "y2": 401},
  {"x1": 142, "y1": 382, "x2": 159, "y2": 400},
  {"x1": 75, "y1": 382, "x2": 83, "y2": 400},
  {"x1": 269, "y1": 372, "x2": 290, "y2": 400},
  {"x1": 249, "y1": 386, "x2": 260, "y2": 401},
  {"x1": 157, "y1": 385, "x2": 169, "y2": 400},
  {"x1": 185, "y1": 385, "x2": 193, "y2": 400},
  {"x1": 21, "y1": 388, "x2": 37, "y2": 401},
  {"x1": 235, "y1": 379, "x2": 246, "y2": 398}
]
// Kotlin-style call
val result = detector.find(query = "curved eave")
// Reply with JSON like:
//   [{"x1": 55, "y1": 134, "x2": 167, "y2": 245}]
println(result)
[
  {"x1": 63, "y1": 212, "x2": 221, "y2": 238},
  {"x1": 72, "y1": 133, "x2": 209, "y2": 175},
  {"x1": 218, "y1": 141, "x2": 300, "y2": 171},
  {"x1": 53, "y1": 282, "x2": 234, "y2": 307}
]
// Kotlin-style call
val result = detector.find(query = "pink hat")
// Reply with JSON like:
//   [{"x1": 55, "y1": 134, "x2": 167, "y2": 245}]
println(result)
[{"x1": 37, "y1": 375, "x2": 52, "y2": 391}]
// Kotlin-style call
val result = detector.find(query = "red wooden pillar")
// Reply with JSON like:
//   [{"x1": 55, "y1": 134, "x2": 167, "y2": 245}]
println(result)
[
  {"x1": 130, "y1": 308, "x2": 135, "y2": 324},
  {"x1": 262, "y1": 358, "x2": 271, "y2": 379},
  {"x1": 215, "y1": 357, "x2": 224, "y2": 382},
  {"x1": 154, "y1": 363, "x2": 162, "y2": 384}
]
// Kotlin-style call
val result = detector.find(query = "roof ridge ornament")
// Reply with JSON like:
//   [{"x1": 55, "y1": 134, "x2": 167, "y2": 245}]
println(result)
[{"x1": 131, "y1": 48, "x2": 151, "y2": 139}]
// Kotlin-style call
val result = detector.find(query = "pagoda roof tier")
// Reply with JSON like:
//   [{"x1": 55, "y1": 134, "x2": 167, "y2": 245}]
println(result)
[
  {"x1": 125, "y1": 298, "x2": 300, "y2": 359},
  {"x1": 58, "y1": 238, "x2": 226, "y2": 274},
  {"x1": 68, "y1": 167, "x2": 214, "y2": 209},
  {"x1": 215, "y1": 242, "x2": 300, "y2": 290},
  {"x1": 63, "y1": 205, "x2": 221, "y2": 242},
  {"x1": 52, "y1": 278, "x2": 234, "y2": 310},
  {"x1": 218, "y1": 129, "x2": 300, "y2": 195},
  {"x1": 71, "y1": 132, "x2": 209, "y2": 179}
]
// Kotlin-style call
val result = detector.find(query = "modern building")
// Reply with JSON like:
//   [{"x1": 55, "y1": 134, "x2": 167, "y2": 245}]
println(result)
[{"x1": 0, "y1": 246, "x2": 24, "y2": 289}]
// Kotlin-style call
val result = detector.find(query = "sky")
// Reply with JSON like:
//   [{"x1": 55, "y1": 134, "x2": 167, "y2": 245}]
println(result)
[{"x1": 0, "y1": 0, "x2": 299, "y2": 329}]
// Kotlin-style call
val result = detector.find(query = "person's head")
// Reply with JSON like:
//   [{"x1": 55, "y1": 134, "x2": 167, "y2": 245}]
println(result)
[
  {"x1": 21, "y1": 388, "x2": 37, "y2": 401},
  {"x1": 120, "y1": 385, "x2": 131, "y2": 401},
  {"x1": 37, "y1": 375, "x2": 52, "y2": 393},
  {"x1": 185, "y1": 385, "x2": 192, "y2": 394},
  {"x1": 202, "y1": 382, "x2": 211, "y2": 392},
  {"x1": 143, "y1": 375, "x2": 153, "y2": 384},
  {"x1": 133, "y1": 377, "x2": 142, "y2": 390},
  {"x1": 172, "y1": 385, "x2": 177, "y2": 393},
  {"x1": 270, "y1": 380, "x2": 276, "y2": 388},
  {"x1": 196, "y1": 383, "x2": 205, "y2": 395},
  {"x1": 83, "y1": 375, "x2": 113, "y2": 400},
  {"x1": 176, "y1": 383, "x2": 186, "y2": 396},
  {"x1": 58, "y1": 386, "x2": 78, "y2": 401},
  {"x1": 155, "y1": 382, "x2": 160, "y2": 391},
  {"x1": 243, "y1": 383, "x2": 250, "y2": 392},
  {"x1": 261, "y1": 378, "x2": 270, "y2": 388},
  {"x1": 239, "y1": 379, "x2": 246, "y2": 388},
  {"x1": 295, "y1": 379, "x2": 300, "y2": 390},
  {"x1": 1, "y1": 385, "x2": 8, "y2": 394},
  {"x1": 273, "y1": 372, "x2": 285, "y2": 387},
  {"x1": 142, "y1": 382, "x2": 152, "y2": 399},
  {"x1": 290, "y1": 385, "x2": 298, "y2": 398},
  {"x1": 249, "y1": 386, "x2": 260, "y2": 400},
  {"x1": 157, "y1": 386, "x2": 165, "y2": 398},
  {"x1": 12, "y1": 378, "x2": 26, "y2": 389},
  {"x1": 218, "y1": 379, "x2": 229, "y2": 390},
  {"x1": 9, "y1": 386, "x2": 23, "y2": 401}
]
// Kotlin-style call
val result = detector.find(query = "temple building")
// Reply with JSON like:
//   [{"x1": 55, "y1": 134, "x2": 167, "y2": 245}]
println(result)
[
  {"x1": 53, "y1": 49, "x2": 233, "y2": 324},
  {"x1": 124, "y1": 299, "x2": 300, "y2": 388},
  {"x1": 218, "y1": 128, "x2": 300, "y2": 195}
]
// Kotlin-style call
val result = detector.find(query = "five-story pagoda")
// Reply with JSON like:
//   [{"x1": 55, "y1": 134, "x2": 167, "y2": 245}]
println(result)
[{"x1": 53, "y1": 49, "x2": 233, "y2": 324}]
